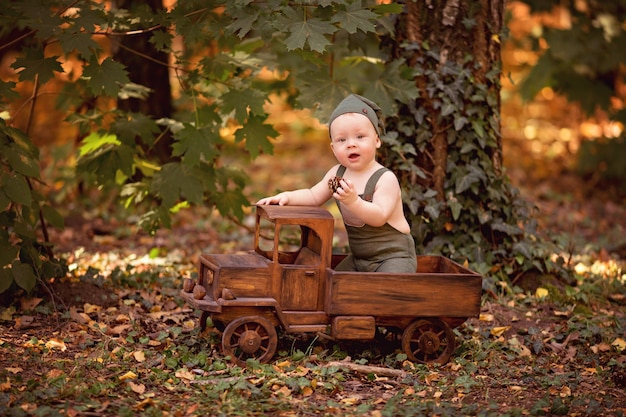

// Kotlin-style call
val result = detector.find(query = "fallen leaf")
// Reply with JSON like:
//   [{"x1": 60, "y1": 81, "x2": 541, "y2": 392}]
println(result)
[
  {"x1": 535, "y1": 287, "x2": 549, "y2": 298},
  {"x1": 0, "y1": 378, "x2": 10, "y2": 392},
  {"x1": 20, "y1": 297, "x2": 42, "y2": 311},
  {"x1": 612, "y1": 338, "x2": 626, "y2": 352},
  {"x1": 84, "y1": 303, "x2": 101, "y2": 314},
  {"x1": 128, "y1": 381, "x2": 145, "y2": 394},
  {"x1": 14, "y1": 315, "x2": 35, "y2": 330},
  {"x1": 119, "y1": 371, "x2": 137, "y2": 381},
  {"x1": 5, "y1": 367, "x2": 22, "y2": 374},
  {"x1": 490, "y1": 326, "x2": 510, "y2": 337},
  {"x1": 45, "y1": 338, "x2": 67, "y2": 351},
  {"x1": 479, "y1": 313, "x2": 494, "y2": 322},
  {"x1": 133, "y1": 350, "x2": 146, "y2": 363},
  {"x1": 175, "y1": 368, "x2": 195, "y2": 381}
]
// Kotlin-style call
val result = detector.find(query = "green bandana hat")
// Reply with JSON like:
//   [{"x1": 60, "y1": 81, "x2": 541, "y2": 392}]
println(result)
[{"x1": 328, "y1": 94, "x2": 385, "y2": 138}]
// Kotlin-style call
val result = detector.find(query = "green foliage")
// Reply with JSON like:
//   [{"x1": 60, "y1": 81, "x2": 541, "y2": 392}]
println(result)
[
  {"x1": 0, "y1": 0, "x2": 392, "y2": 296},
  {"x1": 0, "y1": 118, "x2": 67, "y2": 294},
  {"x1": 381, "y1": 44, "x2": 568, "y2": 283}
]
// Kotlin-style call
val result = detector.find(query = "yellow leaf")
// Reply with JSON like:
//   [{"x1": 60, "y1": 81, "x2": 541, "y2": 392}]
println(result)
[
  {"x1": 490, "y1": 326, "x2": 510, "y2": 337},
  {"x1": 301, "y1": 386, "x2": 313, "y2": 397},
  {"x1": 45, "y1": 338, "x2": 67, "y2": 351},
  {"x1": 119, "y1": 371, "x2": 137, "y2": 381},
  {"x1": 612, "y1": 337, "x2": 626, "y2": 352},
  {"x1": 84, "y1": 303, "x2": 101, "y2": 314},
  {"x1": 535, "y1": 287, "x2": 549, "y2": 298},
  {"x1": 133, "y1": 350, "x2": 146, "y2": 362},
  {"x1": 479, "y1": 313, "x2": 494, "y2": 322},
  {"x1": 175, "y1": 368, "x2": 195, "y2": 381},
  {"x1": 560, "y1": 386, "x2": 571, "y2": 397}
]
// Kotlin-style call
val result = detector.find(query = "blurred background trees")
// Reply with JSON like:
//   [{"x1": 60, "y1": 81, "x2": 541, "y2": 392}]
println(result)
[{"x1": 1, "y1": 0, "x2": 624, "y2": 297}]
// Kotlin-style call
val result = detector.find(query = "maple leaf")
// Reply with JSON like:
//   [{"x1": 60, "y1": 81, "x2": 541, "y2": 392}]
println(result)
[
  {"x1": 234, "y1": 115, "x2": 277, "y2": 158},
  {"x1": 331, "y1": 2, "x2": 377, "y2": 34},
  {"x1": 151, "y1": 162, "x2": 204, "y2": 208},
  {"x1": 172, "y1": 124, "x2": 221, "y2": 167},
  {"x1": 56, "y1": 31, "x2": 101, "y2": 57},
  {"x1": 281, "y1": 9, "x2": 335, "y2": 53},
  {"x1": 11, "y1": 47, "x2": 63, "y2": 85},
  {"x1": 221, "y1": 89, "x2": 266, "y2": 122},
  {"x1": 83, "y1": 57, "x2": 130, "y2": 97}
]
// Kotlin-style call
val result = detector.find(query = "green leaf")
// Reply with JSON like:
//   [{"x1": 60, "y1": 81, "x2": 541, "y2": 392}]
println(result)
[
  {"x1": 172, "y1": 124, "x2": 221, "y2": 167},
  {"x1": 0, "y1": 238, "x2": 18, "y2": 268},
  {"x1": 151, "y1": 163, "x2": 204, "y2": 208},
  {"x1": 112, "y1": 113, "x2": 160, "y2": 145},
  {"x1": 78, "y1": 132, "x2": 121, "y2": 157},
  {"x1": 0, "y1": 80, "x2": 19, "y2": 103},
  {"x1": 331, "y1": 2, "x2": 377, "y2": 34},
  {"x1": 3, "y1": 174, "x2": 32, "y2": 206},
  {"x1": 11, "y1": 261, "x2": 37, "y2": 292},
  {"x1": 455, "y1": 173, "x2": 480, "y2": 194},
  {"x1": 56, "y1": 31, "x2": 101, "y2": 57},
  {"x1": 1, "y1": 143, "x2": 40, "y2": 178},
  {"x1": 234, "y1": 115, "x2": 278, "y2": 159},
  {"x1": 0, "y1": 267, "x2": 13, "y2": 294},
  {"x1": 11, "y1": 47, "x2": 63, "y2": 85},
  {"x1": 221, "y1": 89, "x2": 266, "y2": 121},
  {"x1": 41, "y1": 205, "x2": 64, "y2": 229},
  {"x1": 83, "y1": 57, "x2": 130, "y2": 97},
  {"x1": 282, "y1": 9, "x2": 335, "y2": 52}
]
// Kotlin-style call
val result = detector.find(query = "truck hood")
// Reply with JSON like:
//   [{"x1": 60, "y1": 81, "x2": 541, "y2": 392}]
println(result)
[{"x1": 203, "y1": 251, "x2": 270, "y2": 269}]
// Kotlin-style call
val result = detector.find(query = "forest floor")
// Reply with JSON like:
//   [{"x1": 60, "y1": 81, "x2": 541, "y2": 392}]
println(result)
[{"x1": 1, "y1": 127, "x2": 625, "y2": 416}]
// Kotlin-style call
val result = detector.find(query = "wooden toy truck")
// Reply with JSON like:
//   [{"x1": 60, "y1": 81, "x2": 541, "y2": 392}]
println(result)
[{"x1": 180, "y1": 205, "x2": 482, "y2": 367}]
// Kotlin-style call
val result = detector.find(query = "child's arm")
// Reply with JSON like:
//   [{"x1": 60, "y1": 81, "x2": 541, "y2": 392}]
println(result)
[
  {"x1": 256, "y1": 167, "x2": 338, "y2": 206},
  {"x1": 334, "y1": 171, "x2": 402, "y2": 227}
]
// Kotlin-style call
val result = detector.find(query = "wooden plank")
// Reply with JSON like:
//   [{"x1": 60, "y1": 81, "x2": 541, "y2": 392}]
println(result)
[
  {"x1": 331, "y1": 316, "x2": 375, "y2": 339},
  {"x1": 325, "y1": 272, "x2": 481, "y2": 317}
]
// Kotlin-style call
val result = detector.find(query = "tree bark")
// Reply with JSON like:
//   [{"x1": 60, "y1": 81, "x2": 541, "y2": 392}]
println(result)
[{"x1": 392, "y1": 0, "x2": 505, "y2": 197}]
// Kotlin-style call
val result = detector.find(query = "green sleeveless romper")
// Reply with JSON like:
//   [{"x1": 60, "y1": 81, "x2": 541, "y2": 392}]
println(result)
[{"x1": 334, "y1": 165, "x2": 417, "y2": 273}]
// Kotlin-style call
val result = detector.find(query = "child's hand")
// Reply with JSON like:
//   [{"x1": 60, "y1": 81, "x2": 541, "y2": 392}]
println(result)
[
  {"x1": 333, "y1": 179, "x2": 358, "y2": 205},
  {"x1": 256, "y1": 192, "x2": 289, "y2": 205}
]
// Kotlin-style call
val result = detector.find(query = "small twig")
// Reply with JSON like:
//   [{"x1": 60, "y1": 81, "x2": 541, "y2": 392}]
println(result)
[{"x1": 324, "y1": 360, "x2": 407, "y2": 379}]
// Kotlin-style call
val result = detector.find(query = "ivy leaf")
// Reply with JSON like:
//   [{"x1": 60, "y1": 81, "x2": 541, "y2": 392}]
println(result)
[
  {"x1": 234, "y1": 115, "x2": 278, "y2": 159},
  {"x1": 151, "y1": 163, "x2": 204, "y2": 209},
  {"x1": 172, "y1": 124, "x2": 221, "y2": 167},
  {"x1": 83, "y1": 57, "x2": 130, "y2": 97},
  {"x1": 455, "y1": 173, "x2": 480, "y2": 194},
  {"x1": 11, "y1": 47, "x2": 63, "y2": 85},
  {"x1": 331, "y1": 2, "x2": 377, "y2": 34}
]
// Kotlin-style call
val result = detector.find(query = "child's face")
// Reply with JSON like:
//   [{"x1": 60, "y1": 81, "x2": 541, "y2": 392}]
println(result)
[{"x1": 329, "y1": 113, "x2": 381, "y2": 170}]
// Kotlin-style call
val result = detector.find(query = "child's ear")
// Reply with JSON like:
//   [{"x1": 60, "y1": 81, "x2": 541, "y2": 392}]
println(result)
[{"x1": 375, "y1": 136, "x2": 382, "y2": 148}]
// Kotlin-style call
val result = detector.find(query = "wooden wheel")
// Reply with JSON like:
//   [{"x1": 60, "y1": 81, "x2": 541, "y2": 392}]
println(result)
[
  {"x1": 222, "y1": 316, "x2": 278, "y2": 367},
  {"x1": 401, "y1": 318, "x2": 456, "y2": 364}
]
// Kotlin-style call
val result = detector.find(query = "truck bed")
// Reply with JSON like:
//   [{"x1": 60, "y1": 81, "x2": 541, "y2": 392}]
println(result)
[{"x1": 325, "y1": 255, "x2": 482, "y2": 318}]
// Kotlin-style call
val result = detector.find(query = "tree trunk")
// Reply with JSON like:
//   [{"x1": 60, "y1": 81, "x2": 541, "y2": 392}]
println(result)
[
  {"x1": 391, "y1": 0, "x2": 504, "y2": 198},
  {"x1": 113, "y1": 0, "x2": 173, "y2": 164}
]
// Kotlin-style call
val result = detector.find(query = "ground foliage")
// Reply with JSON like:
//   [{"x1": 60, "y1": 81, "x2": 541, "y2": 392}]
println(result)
[{"x1": 1, "y1": 135, "x2": 625, "y2": 415}]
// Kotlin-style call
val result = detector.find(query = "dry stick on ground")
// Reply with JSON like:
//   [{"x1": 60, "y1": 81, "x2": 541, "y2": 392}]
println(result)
[{"x1": 324, "y1": 361, "x2": 407, "y2": 379}]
